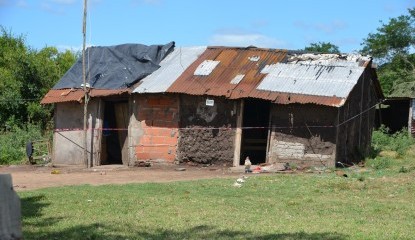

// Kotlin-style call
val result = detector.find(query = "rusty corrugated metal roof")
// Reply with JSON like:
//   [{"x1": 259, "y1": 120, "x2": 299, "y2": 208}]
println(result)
[
  {"x1": 41, "y1": 89, "x2": 84, "y2": 104},
  {"x1": 167, "y1": 47, "x2": 288, "y2": 99},
  {"x1": 41, "y1": 89, "x2": 130, "y2": 104},
  {"x1": 166, "y1": 47, "x2": 373, "y2": 106}
]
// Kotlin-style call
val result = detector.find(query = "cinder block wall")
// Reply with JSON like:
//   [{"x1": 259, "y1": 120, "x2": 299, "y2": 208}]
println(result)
[
  {"x1": 268, "y1": 104, "x2": 337, "y2": 168},
  {"x1": 133, "y1": 94, "x2": 179, "y2": 162}
]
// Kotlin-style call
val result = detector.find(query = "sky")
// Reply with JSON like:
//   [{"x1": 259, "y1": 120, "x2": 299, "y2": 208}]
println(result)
[{"x1": 1, "y1": 0, "x2": 414, "y2": 53}]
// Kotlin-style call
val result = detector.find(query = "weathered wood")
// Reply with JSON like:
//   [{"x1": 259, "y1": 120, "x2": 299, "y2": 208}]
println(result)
[
  {"x1": 233, "y1": 100, "x2": 244, "y2": 167},
  {"x1": 0, "y1": 174, "x2": 22, "y2": 240}
]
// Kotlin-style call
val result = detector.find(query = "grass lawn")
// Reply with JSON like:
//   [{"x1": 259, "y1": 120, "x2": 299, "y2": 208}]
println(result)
[{"x1": 18, "y1": 155, "x2": 415, "y2": 240}]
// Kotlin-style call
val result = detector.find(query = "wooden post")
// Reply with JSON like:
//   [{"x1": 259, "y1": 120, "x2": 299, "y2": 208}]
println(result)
[
  {"x1": 408, "y1": 99, "x2": 413, "y2": 136},
  {"x1": 82, "y1": 0, "x2": 89, "y2": 168},
  {"x1": 265, "y1": 106, "x2": 272, "y2": 163},
  {"x1": 233, "y1": 100, "x2": 244, "y2": 167}
]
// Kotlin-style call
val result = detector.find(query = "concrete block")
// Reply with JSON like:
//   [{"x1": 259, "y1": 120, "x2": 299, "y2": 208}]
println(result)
[{"x1": 0, "y1": 174, "x2": 22, "y2": 240}]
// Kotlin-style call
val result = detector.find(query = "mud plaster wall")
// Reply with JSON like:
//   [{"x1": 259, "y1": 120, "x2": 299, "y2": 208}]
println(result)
[
  {"x1": 53, "y1": 99, "x2": 101, "y2": 165},
  {"x1": 268, "y1": 104, "x2": 337, "y2": 168},
  {"x1": 177, "y1": 95, "x2": 237, "y2": 164},
  {"x1": 131, "y1": 94, "x2": 179, "y2": 163},
  {"x1": 336, "y1": 68, "x2": 379, "y2": 165}
]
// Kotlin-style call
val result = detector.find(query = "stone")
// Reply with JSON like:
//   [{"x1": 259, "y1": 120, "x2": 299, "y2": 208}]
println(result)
[{"x1": 0, "y1": 174, "x2": 22, "y2": 240}]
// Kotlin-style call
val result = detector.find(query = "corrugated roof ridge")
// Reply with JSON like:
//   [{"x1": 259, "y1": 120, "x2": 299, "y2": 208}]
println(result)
[{"x1": 207, "y1": 46, "x2": 288, "y2": 52}]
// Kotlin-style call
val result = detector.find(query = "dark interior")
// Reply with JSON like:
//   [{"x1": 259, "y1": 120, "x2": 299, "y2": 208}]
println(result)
[
  {"x1": 240, "y1": 99, "x2": 270, "y2": 165},
  {"x1": 376, "y1": 99, "x2": 410, "y2": 133},
  {"x1": 102, "y1": 101, "x2": 123, "y2": 164}
]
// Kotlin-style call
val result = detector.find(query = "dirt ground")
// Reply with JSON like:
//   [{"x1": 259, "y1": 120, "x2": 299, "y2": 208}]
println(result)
[{"x1": 0, "y1": 163, "x2": 242, "y2": 191}]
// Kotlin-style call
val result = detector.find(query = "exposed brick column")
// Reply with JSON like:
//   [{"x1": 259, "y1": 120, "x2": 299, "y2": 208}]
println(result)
[{"x1": 135, "y1": 94, "x2": 179, "y2": 162}]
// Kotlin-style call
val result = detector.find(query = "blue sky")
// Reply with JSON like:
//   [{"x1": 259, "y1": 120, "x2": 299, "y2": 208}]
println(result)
[{"x1": 1, "y1": 0, "x2": 414, "y2": 53}]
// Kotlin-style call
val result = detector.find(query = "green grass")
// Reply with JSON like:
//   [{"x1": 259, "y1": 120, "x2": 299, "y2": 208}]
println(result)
[
  {"x1": 19, "y1": 162, "x2": 415, "y2": 240},
  {"x1": 15, "y1": 128, "x2": 415, "y2": 239}
]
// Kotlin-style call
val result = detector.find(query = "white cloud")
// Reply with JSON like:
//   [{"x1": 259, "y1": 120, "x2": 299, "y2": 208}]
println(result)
[{"x1": 209, "y1": 32, "x2": 286, "y2": 49}]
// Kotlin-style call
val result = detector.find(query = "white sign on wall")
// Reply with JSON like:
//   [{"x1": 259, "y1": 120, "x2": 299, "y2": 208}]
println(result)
[{"x1": 206, "y1": 99, "x2": 214, "y2": 106}]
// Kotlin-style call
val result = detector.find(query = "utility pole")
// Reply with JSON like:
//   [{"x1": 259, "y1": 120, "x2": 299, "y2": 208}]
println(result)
[{"x1": 82, "y1": 0, "x2": 89, "y2": 168}]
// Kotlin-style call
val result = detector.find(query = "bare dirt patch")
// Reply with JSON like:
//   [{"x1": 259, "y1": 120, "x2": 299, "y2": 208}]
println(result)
[{"x1": 0, "y1": 163, "x2": 240, "y2": 191}]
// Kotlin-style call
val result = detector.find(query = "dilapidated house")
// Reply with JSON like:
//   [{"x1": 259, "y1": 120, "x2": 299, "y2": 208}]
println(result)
[
  {"x1": 42, "y1": 44, "x2": 383, "y2": 169},
  {"x1": 41, "y1": 42, "x2": 175, "y2": 166},
  {"x1": 375, "y1": 81, "x2": 415, "y2": 136}
]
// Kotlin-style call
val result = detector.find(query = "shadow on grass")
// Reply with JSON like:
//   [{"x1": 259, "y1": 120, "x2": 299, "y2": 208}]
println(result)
[
  {"x1": 21, "y1": 195, "x2": 49, "y2": 217},
  {"x1": 133, "y1": 225, "x2": 348, "y2": 240},
  {"x1": 22, "y1": 223, "x2": 348, "y2": 240}
]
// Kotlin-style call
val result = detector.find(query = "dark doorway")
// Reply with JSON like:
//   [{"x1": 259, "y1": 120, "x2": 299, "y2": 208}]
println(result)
[
  {"x1": 240, "y1": 99, "x2": 270, "y2": 165},
  {"x1": 376, "y1": 99, "x2": 410, "y2": 133},
  {"x1": 101, "y1": 101, "x2": 128, "y2": 165}
]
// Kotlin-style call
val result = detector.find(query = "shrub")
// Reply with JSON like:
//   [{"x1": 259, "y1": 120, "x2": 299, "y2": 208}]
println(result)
[
  {"x1": 371, "y1": 125, "x2": 415, "y2": 156},
  {"x1": 365, "y1": 156, "x2": 392, "y2": 170},
  {"x1": 0, "y1": 123, "x2": 45, "y2": 165}
]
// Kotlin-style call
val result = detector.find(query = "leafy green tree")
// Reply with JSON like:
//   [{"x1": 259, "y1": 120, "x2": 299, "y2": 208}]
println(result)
[
  {"x1": 304, "y1": 42, "x2": 340, "y2": 54},
  {"x1": 361, "y1": 8, "x2": 415, "y2": 96},
  {"x1": 0, "y1": 26, "x2": 77, "y2": 129}
]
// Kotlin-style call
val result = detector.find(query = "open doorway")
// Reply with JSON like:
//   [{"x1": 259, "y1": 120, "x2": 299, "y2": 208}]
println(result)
[
  {"x1": 240, "y1": 99, "x2": 270, "y2": 165},
  {"x1": 101, "y1": 101, "x2": 128, "y2": 165}
]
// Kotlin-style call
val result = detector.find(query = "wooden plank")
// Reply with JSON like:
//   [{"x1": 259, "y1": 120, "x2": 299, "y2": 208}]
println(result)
[
  {"x1": 115, "y1": 102, "x2": 129, "y2": 165},
  {"x1": 233, "y1": 100, "x2": 244, "y2": 167}
]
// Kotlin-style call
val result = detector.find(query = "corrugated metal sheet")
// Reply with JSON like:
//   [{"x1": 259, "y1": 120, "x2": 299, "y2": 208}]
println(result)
[
  {"x1": 257, "y1": 63, "x2": 365, "y2": 98},
  {"x1": 41, "y1": 89, "x2": 85, "y2": 104},
  {"x1": 166, "y1": 47, "x2": 371, "y2": 107},
  {"x1": 41, "y1": 89, "x2": 130, "y2": 104},
  {"x1": 133, "y1": 46, "x2": 207, "y2": 93},
  {"x1": 194, "y1": 60, "x2": 220, "y2": 75},
  {"x1": 167, "y1": 47, "x2": 287, "y2": 99}
]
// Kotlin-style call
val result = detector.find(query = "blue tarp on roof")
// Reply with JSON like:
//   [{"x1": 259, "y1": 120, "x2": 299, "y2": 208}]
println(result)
[{"x1": 53, "y1": 41, "x2": 175, "y2": 90}]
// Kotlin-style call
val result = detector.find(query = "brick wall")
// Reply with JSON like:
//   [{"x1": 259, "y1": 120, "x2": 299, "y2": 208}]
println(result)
[{"x1": 134, "y1": 94, "x2": 179, "y2": 162}]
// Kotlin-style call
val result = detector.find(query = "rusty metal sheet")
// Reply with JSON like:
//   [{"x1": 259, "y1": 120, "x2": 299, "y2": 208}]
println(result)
[
  {"x1": 167, "y1": 47, "x2": 288, "y2": 98},
  {"x1": 41, "y1": 89, "x2": 85, "y2": 104},
  {"x1": 167, "y1": 47, "x2": 371, "y2": 106},
  {"x1": 41, "y1": 89, "x2": 130, "y2": 104}
]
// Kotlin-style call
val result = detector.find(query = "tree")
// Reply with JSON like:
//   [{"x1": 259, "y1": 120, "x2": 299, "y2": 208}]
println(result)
[
  {"x1": 361, "y1": 8, "x2": 415, "y2": 96},
  {"x1": 0, "y1": 26, "x2": 77, "y2": 129},
  {"x1": 304, "y1": 42, "x2": 340, "y2": 54}
]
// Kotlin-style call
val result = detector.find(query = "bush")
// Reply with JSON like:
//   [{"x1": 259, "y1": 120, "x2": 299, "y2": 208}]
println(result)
[
  {"x1": 0, "y1": 123, "x2": 46, "y2": 165},
  {"x1": 365, "y1": 156, "x2": 392, "y2": 170},
  {"x1": 371, "y1": 126, "x2": 415, "y2": 156}
]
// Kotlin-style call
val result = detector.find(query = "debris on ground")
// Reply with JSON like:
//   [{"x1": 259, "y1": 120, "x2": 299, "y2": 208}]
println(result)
[
  {"x1": 134, "y1": 160, "x2": 152, "y2": 167},
  {"x1": 335, "y1": 170, "x2": 348, "y2": 177},
  {"x1": 233, "y1": 175, "x2": 248, "y2": 187}
]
